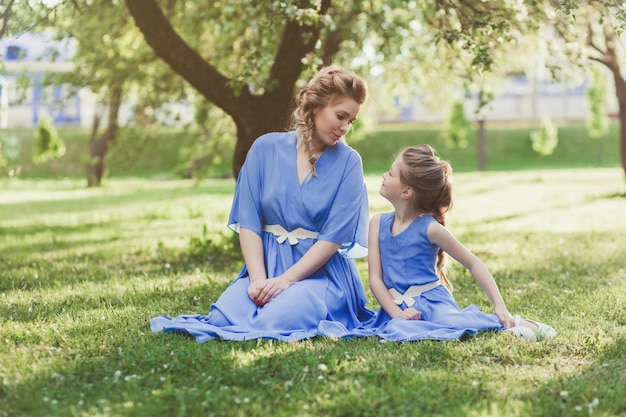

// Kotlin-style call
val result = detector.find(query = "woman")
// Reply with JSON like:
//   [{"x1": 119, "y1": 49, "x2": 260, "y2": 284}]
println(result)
[{"x1": 151, "y1": 66, "x2": 375, "y2": 342}]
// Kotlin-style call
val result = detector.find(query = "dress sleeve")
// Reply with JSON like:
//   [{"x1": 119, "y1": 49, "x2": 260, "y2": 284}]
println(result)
[
  {"x1": 317, "y1": 150, "x2": 369, "y2": 259},
  {"x1": 227, "y1": 137, "x2": 265, "y2": 236}
]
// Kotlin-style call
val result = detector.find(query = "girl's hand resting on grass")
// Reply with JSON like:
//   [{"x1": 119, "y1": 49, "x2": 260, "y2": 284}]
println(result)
[
  {"x1": 396, "y1": 307, "x2": 422, "y2": 320},
  {"x1": 495, "y1": 307, "x2": 515, "y2": 328}
]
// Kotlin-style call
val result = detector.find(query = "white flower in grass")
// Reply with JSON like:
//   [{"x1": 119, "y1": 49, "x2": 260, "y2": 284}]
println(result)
[
  {"x1": 317, "y1": 364, "x2": 327, "y2": 372},
  {"x1": 588, "y1": 398, "x2": 599, "y2": 409},
  {"x1": 114, "y1": 370, "x2": 122, "y2": 381},
  {"x1": 574, "y1": 405, "x2": 582, "y2": 411},
  {"x1": 559, "y1": 390, "x2": 568, "y2": 398}
]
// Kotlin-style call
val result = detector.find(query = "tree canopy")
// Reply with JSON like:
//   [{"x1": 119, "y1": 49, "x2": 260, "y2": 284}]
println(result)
[{"x1": 3, "y1": 0, "x2": 626, "y2": 181}]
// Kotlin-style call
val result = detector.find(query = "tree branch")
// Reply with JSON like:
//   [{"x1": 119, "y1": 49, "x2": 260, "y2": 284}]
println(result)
[
  {"x1": 265, "y1": 0, "x2": 331, "y2": 101},
  {"x1": 0, "y1": 0, "x2": 17, "y2": 38},
  {"x1": 124, "y1": 0, "x2": 242, "y2": 117}
]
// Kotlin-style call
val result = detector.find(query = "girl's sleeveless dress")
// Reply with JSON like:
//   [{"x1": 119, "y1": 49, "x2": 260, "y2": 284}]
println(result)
[
  {"x1": 346, "y1": 213, "x2": 505, "y2": 341},
  {"x1": 150, "y1": 131, "x2": 375, "y2": 342}
]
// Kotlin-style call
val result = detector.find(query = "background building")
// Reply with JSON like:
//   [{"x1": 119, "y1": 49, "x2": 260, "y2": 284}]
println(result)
[{"x1": 0, "y1": 31, "x2": 96, "y2": 129}]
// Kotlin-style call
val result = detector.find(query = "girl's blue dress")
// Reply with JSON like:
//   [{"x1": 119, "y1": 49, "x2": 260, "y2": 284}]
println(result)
[
  {"x1": 150, "y1": 131, "x2": 375, "y2": 342},
  {"x1": 346, "y1": 213, "x2": 505, "y2": 341}
]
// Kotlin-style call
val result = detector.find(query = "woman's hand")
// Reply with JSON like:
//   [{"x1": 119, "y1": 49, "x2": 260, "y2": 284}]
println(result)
[
  {"x1": 248, "y1": 279, "x2": 267, "y2": 306},
  {"x1": 252, "y1": 276, "x2": 292, "y2": 306},
  {"x1": 396, "y1": 307, "x2": 422, "y2": 320}
]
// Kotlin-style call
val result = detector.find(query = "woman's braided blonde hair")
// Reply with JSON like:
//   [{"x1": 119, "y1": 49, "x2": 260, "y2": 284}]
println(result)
[{"x1": 290, "y1": 66, "x2": 368, "y2": 177}]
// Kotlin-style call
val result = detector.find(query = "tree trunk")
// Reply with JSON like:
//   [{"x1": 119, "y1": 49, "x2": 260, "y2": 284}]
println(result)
[
  {"x1": 618, "y1": 96, "x2": 626, "y2": 184},
  {"x1": 231, "y1": 103, "x2": 289, "y2": 178},
  {"x1": 611, "y1": 69, "x2": 626, "y2": 184},
  {"x1": 477, "y1": 117, "x2": 487, "y2": 171},
  {"x1": 597, "y1": 30, "x2": 626, "y2": 184},
  {"x1": 125, "y1": 0, "x2": 331, "y2": 178},
  {"x1": 87, "y1": 86, "x2": 122, "y2": 187}
]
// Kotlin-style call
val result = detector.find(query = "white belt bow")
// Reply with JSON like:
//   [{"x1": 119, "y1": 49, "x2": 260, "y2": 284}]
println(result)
[
  {"x1": 263, "y1": 224, "x2": 319, "y2": 245},
  {"x1": 388, "y1": 281, "x2": 441, "y2": 306}
]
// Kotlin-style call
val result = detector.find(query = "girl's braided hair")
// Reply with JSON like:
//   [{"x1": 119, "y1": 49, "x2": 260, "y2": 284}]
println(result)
[{"x1": 398, "y1": 144, "x2": 454, "y2": 291}]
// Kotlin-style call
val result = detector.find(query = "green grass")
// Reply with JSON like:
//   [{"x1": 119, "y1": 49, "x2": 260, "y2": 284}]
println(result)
[
  {"x1": 3, "y1": 127, "x2": 232, "y2": 180},
  {"x1": 4, "y1": 120, "x2": 621, "y2": 180},
  {"x1": 355, "y1": 121, "x2": 621, "y2": 174},
  {"x1": 1, "y1": 168, "x2": 625, "y2": 417}
]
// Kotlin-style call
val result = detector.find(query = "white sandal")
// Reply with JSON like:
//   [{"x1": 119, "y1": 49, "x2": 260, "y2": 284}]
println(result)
[
  {"x1": 505, "y1": 315, "x2": 557, "y2": 341},
  {"x1": 524, "y1": 317, "x2": 557, "y2": 340}
]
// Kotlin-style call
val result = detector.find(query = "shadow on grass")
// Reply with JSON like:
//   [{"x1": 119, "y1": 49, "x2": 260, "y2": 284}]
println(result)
[
  {"x1": 0, "y1": 220, "x2": 223, "y2": 257},
  {"x1": 3, "y1": 315, "x2": 625, "y2": 417},
  {"x1": 2, "y1": 221, "x2": 625, "y2": 415},
  {"x1": 0, "y1": 181, "x2": 235, "y2": 222},
  {"x1": 509, "y1": 336, "x2": 626, "y2": 416},
  {"x1": 0, "y1": 317, "x2": 488, "y2": 417},
  {"x1": 1, "y1": 275, "x2": 624, "y2": 416},
  {"x1": 460, "y1": 191, "x2": 616, "y2": 229},
  {"x1": 604, "y1": 191, "x2": 626, "y2": 199}
]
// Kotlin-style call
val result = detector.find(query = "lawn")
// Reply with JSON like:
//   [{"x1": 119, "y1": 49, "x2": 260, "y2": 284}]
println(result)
[
  {"x1": 3, "y1": 120, "x2": 621, "y2": 180},
  {"x1": 1, "y1": 166, "x2": 625, "y2": 417}
]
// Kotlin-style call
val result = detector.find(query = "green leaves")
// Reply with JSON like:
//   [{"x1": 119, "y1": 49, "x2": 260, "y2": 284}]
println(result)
[
  {"x1": 33, "y1": 115, "x2": 66, "y2": 164},
  {"x1": 443, "y1": 101, "x2": 471, "y2": 149},
  {"x1": 585, "y1": 66, "x2": 610, "y2": 140},
  {"x1": 530, "y1": 117, "x2": 558, "y2": 157}
]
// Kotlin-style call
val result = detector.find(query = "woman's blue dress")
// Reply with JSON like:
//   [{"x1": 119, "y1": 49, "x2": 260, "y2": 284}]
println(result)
[
  {"x1": 150, "y1": 131, "x2": 375, "y2": 342},
  {"x1": 346, "y1": 213, "x2": 505, "y2": 341}
]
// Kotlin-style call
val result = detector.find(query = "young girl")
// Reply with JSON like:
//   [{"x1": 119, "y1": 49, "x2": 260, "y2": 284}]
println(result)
[{"x1": 361, "y1": 144, "x2": 556, "y2": 342}]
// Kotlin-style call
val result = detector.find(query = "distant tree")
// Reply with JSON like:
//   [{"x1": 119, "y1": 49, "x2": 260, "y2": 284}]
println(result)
[
  {"x1": 540, "y1": 1, "x2": 626, "y2": 182},
  {"x1": 122, "y1": 0, "x2": 557, "y2": 177},
  {"x1": 42, "y1": 1, "x2": 202, "y2": 186},
  {"x1": 586, "y1": 66, "x2": 611, "y2": 166},
  {"x1": 443, "y1": 101, "x2": 471, "y2": 149},
  {"x1": 531, "y1": 117, "x2": 559, "y2": 161},
  {"x1": 33, "y1": 114, "x2": 66, "y2": 164},
  {"x1": 0, "y1": 133, "x2": 20, "y2": 176}
]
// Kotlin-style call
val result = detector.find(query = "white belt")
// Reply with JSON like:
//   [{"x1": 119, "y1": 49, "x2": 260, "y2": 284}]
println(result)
[
  {"x1": 262, "y1": 224, "x2": 319, "y2": 245},
  {"x1": 389, "y1": 281, "x2": 441, "y2": 306}
]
